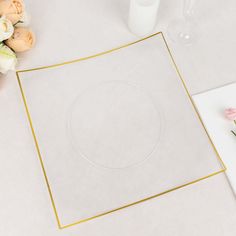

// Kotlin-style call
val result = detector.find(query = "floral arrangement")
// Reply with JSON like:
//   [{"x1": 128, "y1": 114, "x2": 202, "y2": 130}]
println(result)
[
  {"x1": 0, "y1": 0, "x2": 35, "y2": 74},
  {"x1": 225, "y1": 108, "x2": 236, "y2": 137}
]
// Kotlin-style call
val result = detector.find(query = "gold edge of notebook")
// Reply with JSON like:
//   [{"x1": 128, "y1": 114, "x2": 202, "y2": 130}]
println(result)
[{"x1": 16, "y1": 31, "x2": 227, "y2": 230}]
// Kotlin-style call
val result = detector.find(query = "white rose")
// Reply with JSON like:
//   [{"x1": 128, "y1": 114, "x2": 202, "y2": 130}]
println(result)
[
  {"x1": 0, "y1": 16, "x2": 14, "y2": 42},
  {"x1": 0, "y1": 43, "x2": 17, "y2": 74}
]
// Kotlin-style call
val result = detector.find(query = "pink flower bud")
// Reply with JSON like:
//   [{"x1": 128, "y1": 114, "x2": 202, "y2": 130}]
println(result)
[{"x1": 224, "y1": 108, "x2": 236, "y2": 121}]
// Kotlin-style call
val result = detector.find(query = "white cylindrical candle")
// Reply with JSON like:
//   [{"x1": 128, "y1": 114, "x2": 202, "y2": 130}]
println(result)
[{"x1": 128, "y1": 0, "x2": 160, "y2": 36}]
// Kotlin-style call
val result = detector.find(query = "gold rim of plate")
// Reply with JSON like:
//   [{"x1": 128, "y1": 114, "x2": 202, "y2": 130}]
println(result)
[{"x1": 16, "y1": 32, "x2": 227, "y2": 230}]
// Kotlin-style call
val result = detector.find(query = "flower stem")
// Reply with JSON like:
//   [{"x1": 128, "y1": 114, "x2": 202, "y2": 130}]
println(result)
[
  {"x1": 13, "y1": 21, "x2": 24, "y2": 27},
  {"x1": 231, "y1": 130, "x2": 236, "y2": 136}
]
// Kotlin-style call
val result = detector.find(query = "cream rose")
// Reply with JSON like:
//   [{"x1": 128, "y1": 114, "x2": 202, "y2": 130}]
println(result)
[
  {"x1": 0, "y1": 0, "x2": 25, "y2": 24},
  {"x1": 15, "y1": 11, "x2": 30, "y2": 26},
  {"x1": 0, "y1": 16, "x2": 14, "y2": 41},
  {"x1": 0, "y1": 43, "x2": 17, "y2": 73},
  {"x1": 5, "y1": 27, "x2": 35, "y2": 52}
]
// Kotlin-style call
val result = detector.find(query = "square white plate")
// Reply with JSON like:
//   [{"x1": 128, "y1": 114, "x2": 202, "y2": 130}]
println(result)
[{"x1": 17, "y1": 32, "x2": 224, "y2": 229}]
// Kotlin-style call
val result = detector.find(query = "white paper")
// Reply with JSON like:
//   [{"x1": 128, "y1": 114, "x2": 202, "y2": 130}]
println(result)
[{"x1": 193, "y1": 83, "x2": 236, "y2": 194}]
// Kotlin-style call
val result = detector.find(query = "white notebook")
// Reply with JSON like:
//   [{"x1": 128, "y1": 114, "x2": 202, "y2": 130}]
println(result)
[{"x1": 193, "y1": 83, "x2": 236, "y2": 194}]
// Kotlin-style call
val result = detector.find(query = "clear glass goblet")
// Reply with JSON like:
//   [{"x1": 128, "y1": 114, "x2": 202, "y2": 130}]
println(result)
[{"x1": 167, "y1": 0, "x2": 199, "y2": 45}]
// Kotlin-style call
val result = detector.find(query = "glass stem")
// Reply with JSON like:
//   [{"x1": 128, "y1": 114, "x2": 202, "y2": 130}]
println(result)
[{"x1": 183, "y1": 0, "x2": 195, "y2": 19}]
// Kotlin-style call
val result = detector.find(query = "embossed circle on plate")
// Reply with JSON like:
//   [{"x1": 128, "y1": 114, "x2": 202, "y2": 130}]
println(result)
[{"x1": 68, "y1": 81, "x2": 163, "y2": 169}]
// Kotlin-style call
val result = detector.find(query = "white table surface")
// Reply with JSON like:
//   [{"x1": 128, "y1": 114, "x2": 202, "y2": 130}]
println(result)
[{"x1": 0, "y1": 0, "x2": 236, "y2": 235}]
